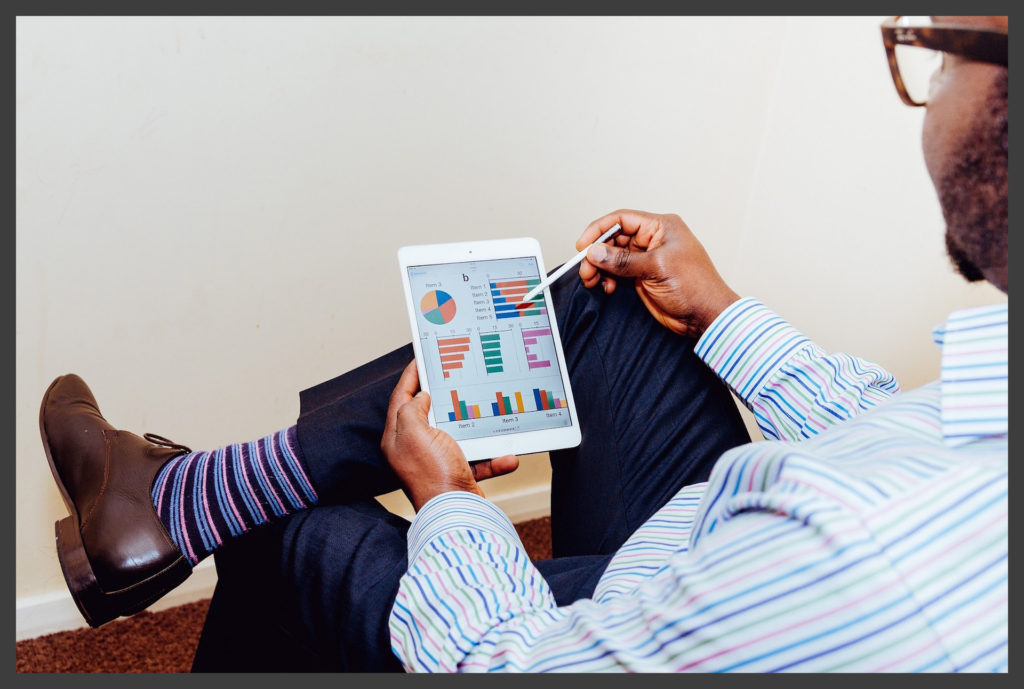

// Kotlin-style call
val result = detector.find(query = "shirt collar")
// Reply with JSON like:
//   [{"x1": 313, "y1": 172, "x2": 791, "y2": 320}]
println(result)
[{"x1": 932, "y1": 302, "x2": 1008, "y2": 448}]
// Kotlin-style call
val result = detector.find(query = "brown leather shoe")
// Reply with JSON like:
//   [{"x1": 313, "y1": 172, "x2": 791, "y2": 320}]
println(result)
[{"x1": 39, "y1": 374, "x2": 195, "y2": 627}]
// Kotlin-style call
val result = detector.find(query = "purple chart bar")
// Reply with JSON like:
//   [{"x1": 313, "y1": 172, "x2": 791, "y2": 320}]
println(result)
[{"x1": 521, "y1": 328, "x2": 553, "y2": 370}]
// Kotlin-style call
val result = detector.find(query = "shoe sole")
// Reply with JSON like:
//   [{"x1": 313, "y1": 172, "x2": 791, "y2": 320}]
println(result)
[{"x1": 40, "y1": 375, "x2": 193, "y2": 627}]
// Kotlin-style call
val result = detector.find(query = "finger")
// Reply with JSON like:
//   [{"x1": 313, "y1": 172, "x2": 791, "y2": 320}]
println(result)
[
  {"x1": 586, "y1": 242, "x2": 655, "y2": 279},
  {"x1": 576, "y1": 209, "x2": 655, "y2": 251},
  {"x1": 579, "y1": 260, "x2": 616, "y2": 291},
  {"x1": 392, "y1": 360, "x2": 420, "y2": 401},
  {"x1": 471, "y1": 454, "x2": 519, "y2": 481},
  {"x1": 577, "y1": 261, "x2": 606, "y2": 286},
  {"x1": 400, "y1": 389, "x2": 432, "y2": 425},
  {"x1": 578, "y1": 256, "x2": 603, "y2": 285},
  {"x1": 387, "y1": 360, "x2": 421, "y2": 429}
]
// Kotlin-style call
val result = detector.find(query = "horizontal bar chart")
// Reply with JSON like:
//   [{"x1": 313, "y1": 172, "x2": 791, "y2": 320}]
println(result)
[
  {"x1": 479, "y1": 332, "x2": 504, "y2": 374},
  {"x1": 437, "y1": 335, "x2": 470, "y2": 379},
  {"x1": 490, "y1": 277, "x2": 548, "y2": 319},
  {"x1": 522, "y1": 327, "x2": 553, "y2": 370}
]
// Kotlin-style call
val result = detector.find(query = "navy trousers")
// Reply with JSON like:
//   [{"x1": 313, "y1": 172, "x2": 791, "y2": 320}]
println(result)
[{"x1": 191, "y1": 275, "x2": 751, "y2": 672}]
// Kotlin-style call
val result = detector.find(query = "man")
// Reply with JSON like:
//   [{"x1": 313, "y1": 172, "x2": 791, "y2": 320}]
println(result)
[{"x1": 40, "y1": 16, "x2": 1006, "y2": 671}]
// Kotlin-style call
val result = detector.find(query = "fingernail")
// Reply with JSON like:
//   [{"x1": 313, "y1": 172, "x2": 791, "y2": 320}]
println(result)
[{"x1": 588, "y1": 243, "x2": 607, "y2": 262}]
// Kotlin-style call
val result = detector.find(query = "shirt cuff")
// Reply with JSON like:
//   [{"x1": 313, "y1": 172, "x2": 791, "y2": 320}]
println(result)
[
  {"x1": 694, "y1": 297, "x2": 812, "y2": 402},
  {"x1": 406, "y1": 491, "x2": 525, "y2": 563}
]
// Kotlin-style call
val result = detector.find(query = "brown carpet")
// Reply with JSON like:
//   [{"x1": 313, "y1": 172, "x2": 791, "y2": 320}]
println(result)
[{"x1": 16, "y1": 516, "x2": 552, "y2": 673}]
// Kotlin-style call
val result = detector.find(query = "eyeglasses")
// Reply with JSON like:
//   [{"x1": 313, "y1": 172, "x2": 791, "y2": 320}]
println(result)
[{"x1": 880, "y1": 16, "x2": 1007, "y2": 106}]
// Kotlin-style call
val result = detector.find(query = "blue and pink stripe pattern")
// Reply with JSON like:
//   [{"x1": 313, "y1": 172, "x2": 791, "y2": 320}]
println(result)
[
  {"x1": 152, "y1": 425, "x2": 318, "y2": 565},
  {"x1": 389, "y1": 299, "x2": 1007, "y2": 672}
]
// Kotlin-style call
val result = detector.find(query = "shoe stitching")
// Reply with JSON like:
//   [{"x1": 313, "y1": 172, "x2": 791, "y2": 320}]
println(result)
[{"x1": 79, "y1": 429, "x2": 113, "y2": 531}]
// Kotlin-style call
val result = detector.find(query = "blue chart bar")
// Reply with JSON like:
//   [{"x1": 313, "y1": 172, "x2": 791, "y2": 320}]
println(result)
[{"x1": 490, "y1": 277, "x2": 548, "y2": 319}]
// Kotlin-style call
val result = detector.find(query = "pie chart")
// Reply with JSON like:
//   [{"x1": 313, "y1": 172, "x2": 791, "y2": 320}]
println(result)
[{"x1": 421, "y1": 290, "x2": 457, "y2": 325}]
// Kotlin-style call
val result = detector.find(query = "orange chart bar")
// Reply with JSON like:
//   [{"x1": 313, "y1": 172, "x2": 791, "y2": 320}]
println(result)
[
  {"x1": 447, "y1": 389, "x2": 482, "y2": 421},
  {"x1": 437, "y1": 335, "x2": 470, "y2": 379}
]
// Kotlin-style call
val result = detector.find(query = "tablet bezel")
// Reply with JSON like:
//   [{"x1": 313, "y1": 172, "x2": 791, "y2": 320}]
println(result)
[{"x1": 397, "y1": 237, "x2": 581, "y2": 462}]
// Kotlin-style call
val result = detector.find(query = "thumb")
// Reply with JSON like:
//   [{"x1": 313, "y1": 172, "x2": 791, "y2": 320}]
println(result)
[
  {"x1": 408, "y1": 390, "x2": 432, "y2": 417},
  {"x1": 587, "y1": 242, "x2": 653, "y2": 279},
  {"x1": 471, "y1": 455, "x2": 520, "y2": 482}
]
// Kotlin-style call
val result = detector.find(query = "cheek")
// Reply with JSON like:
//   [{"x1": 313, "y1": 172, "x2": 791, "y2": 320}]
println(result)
[
  {"x1": 921, "y1": 105, "x2": 947, "y2": 189},
  {"x1": 920, "y1": 71, "x2": 961, "y2": 190}
]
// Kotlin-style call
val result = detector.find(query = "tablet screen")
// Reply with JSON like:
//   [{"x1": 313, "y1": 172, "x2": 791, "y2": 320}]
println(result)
[{"x1": 407, "y1": 256, "x2": 573, "y2": 442}]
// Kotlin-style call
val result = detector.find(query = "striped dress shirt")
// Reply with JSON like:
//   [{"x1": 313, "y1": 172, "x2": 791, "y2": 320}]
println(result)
[{"x1": 389, "y1": 298, "x2": 1008, "y2": 672}]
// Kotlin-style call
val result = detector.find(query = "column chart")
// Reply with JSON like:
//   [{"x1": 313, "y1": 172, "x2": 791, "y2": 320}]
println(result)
[
  {"x1": 533, "y1": 387, "x2": 568, "y2": 411},
  {"x1": 447, "y1": 388, "x2": 530, "y2": 420}
]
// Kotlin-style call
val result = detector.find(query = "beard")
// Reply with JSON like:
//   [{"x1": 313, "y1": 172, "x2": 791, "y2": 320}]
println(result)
[{"x1": 938, "y1": 69, "x2": 1008, "y2": 285}]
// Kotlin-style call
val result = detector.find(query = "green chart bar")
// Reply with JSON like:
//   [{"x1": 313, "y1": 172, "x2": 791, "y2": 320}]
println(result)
[{"x1": 480, "y1": 333, "x2": 504, "y2": 373}]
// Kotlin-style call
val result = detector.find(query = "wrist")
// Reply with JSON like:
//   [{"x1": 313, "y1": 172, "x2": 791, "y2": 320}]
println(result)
[
  {"x1": 408, "y1": 482, "x2": 483, "y2": 512},
  {"x1": 695, "y1": 286, "x2": 741, "y2": 335}
]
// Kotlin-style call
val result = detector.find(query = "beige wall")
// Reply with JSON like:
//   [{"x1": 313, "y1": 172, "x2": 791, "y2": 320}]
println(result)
[{"x1": 16, "y1": 16, "x2": 1005, "y2": 603}]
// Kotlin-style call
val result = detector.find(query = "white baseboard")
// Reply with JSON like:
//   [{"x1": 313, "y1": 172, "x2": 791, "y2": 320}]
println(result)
[
  {"x1": 15, "y1": 558, "x2": 220, "y2": 642},
  {"x1": 16, "y1": 485, "x2": 551, "y2": 642}
]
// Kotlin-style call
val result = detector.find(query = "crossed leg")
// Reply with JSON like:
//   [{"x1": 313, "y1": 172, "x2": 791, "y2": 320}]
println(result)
[{"x1": 192, "y1": 275, "x2": 751, "y2": 671}]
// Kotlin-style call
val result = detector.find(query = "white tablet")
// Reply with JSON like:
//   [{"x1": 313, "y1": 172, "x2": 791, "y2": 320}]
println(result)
[{"x1": 397, "y1": 237, "x2": 581, "y2": 462}]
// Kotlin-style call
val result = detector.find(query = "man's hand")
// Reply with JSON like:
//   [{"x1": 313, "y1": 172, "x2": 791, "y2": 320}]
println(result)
[
  {"x1": 381, "y1": 361, "x2": 519, "y2": 511},
  {"x1": 577, "y1": 209, "x2": 741, "y2": 338}
]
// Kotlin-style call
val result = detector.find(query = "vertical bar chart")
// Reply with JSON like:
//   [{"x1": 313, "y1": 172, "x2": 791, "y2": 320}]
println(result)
[
  {"x1": 448, "y1": 390, "x2": 483, "y2": 421},
  {"x1": 490, "y1": 277, "x2": 548, "y2": 319},
  {"x1": 522, "y1": 328, "x2": 553, "y2": 370},
  {"x1": 446, "y1": 387, "x2": 562, "y2": 420},
  {"x1": 532, "y1": 388, "x2": 567, "y2": 411},
  {"x1": 436, "y1": 335, "x2": 470, "y2": 379},
  {"x1": 479, "y1": 332, "x2": 504, "y2": 373},
  {"x1": 490, "y1": 389, "x2": 526, "y2": 415}
]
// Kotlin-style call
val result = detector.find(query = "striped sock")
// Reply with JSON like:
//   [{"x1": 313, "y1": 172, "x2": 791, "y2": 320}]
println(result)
[{"x1": 151, "y1": 426, "x2": 318, "y2": 565}]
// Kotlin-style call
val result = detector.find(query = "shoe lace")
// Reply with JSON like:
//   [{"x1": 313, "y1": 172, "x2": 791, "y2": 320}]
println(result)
[{"x1": 143, "y1": 433, "x2": 193, "y2": 455}]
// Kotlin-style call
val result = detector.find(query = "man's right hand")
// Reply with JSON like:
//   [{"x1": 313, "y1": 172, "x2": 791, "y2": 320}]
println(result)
[{"x1": 577, "y1": 209, "x2": 741, "y2": 338}]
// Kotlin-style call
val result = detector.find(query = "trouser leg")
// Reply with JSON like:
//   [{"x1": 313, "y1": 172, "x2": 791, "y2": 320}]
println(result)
[
  {"x1": 295, "y1": 344, "x2": 412, "y2": 504},
  {"x1": 192, "y1": 501, "x2": 613, "y2": 671},
  {"x1": 546, "y1": 279, "x2": 752, "y2": 557}
]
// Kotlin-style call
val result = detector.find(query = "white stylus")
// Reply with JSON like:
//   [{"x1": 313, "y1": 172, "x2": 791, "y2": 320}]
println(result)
[{"x1": 521, "y1": 224, "x2": 623, "y2": 304}]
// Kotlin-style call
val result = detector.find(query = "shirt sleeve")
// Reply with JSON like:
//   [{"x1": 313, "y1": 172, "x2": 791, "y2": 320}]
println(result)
[
  {"x1": 389, "y1": 485, "x2": 940, "y2": 672},
  {"x1": 389, "y1": 491, "x2": 557, "y2": 672},
  {"x1": 694, "y1": 297, "x2": 900, "y2": 441}
]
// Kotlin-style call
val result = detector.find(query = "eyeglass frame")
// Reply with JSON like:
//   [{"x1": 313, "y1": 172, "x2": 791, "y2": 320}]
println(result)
[{"x1": 880, "y1": 16, "x2": 1008, "y2": 106}]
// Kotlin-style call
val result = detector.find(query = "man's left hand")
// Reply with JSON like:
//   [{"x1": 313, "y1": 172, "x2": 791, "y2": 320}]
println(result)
[{"x1": 381, "y1": 360, "x2": 519, "y2": 511}]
